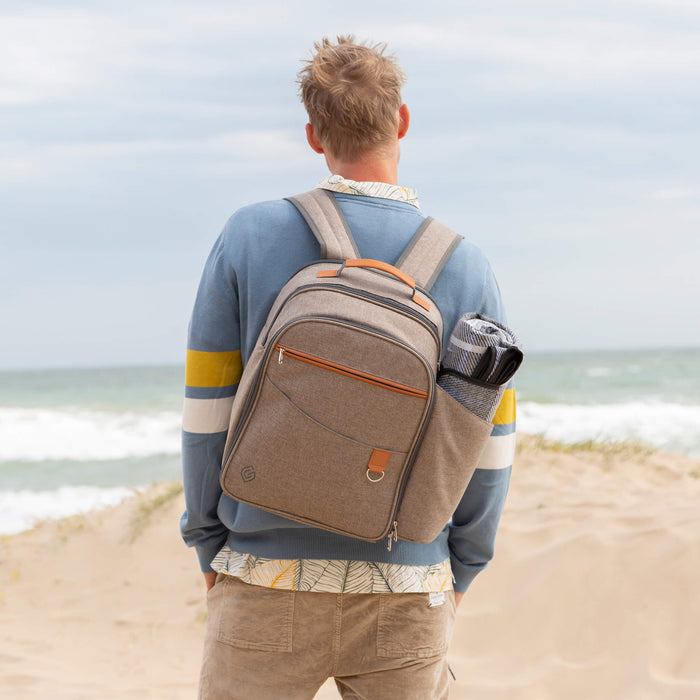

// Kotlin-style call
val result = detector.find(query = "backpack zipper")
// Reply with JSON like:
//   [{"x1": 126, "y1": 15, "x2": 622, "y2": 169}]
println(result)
[
  {"x1": 281, "y1": 259, "x2": 442, "y2": 320},
  {"x1": 262, "y1": 282, "x2": 442, "y2": 358},
  {"x1": 275, "y1": 344, "x2": 429, "y2": 399},
  {"x1": 387, "y1": 521, "x2": 398, "y2": 551}
]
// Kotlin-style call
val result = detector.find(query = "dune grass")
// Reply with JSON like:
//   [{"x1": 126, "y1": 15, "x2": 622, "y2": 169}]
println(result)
[
  {"x1": 128, "y1": 481, "x2": 184, "y2": 542},
  {"x1": 517, "y1": 433, "x2": 654, "y2": 461}
]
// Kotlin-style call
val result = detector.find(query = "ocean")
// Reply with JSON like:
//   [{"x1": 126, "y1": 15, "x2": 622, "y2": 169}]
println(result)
[{"x1": 1, "y1": 348, "x2": 699, "y2": 535}]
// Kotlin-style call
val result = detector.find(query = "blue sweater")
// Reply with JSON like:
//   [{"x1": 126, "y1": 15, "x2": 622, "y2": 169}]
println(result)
[{"x1": 180, "y1": 192, "x2": 515, "y2": 593}]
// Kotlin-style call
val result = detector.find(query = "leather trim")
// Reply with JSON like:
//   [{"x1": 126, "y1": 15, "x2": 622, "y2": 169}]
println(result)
[
  {"x1": 276, "y1": 344, "x2": 429, "y2": 399},
  {"x1": 368, "y1": 448, "x2": 392, "y2": 474}
]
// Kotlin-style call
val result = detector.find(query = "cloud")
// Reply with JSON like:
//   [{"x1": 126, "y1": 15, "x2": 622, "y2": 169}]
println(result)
[
  {"x1": 616, "y1": 0, "x2": 700, "y2": 11},
  {"x1": 651, "y1": 187, "x2": 700, "y2": 201},
  {"x1": 0, "y1": 9, "x2": 181, "y2": 105},
  {"x1": 0, "y1": 12, "x2": 97, "y2": 104},
  {"x1": 0, "y1": 129, "x2": 310, "y2": 187},
  {"x1": 359, "y1": 15, "x2": 700, "y2": 84},
  {"x1": 0, "y1": 5, "x2": 290, "y2": 106},
  {"x1": 165, "y1": 5, "x2": 290, "y2": 32},
  {"x1": 46, "y1": 130, "x2": 305, "y2": 159},
  {"x1": 0, "y1": 157, "x2": 38, "y2": 183}
]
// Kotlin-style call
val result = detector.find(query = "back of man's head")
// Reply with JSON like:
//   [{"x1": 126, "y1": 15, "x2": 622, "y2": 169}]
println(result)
[{"x1": 298, "y1": 35, "x2": 406, "y2": 163}]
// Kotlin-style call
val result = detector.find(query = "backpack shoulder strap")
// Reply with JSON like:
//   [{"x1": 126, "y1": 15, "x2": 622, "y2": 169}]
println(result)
[
  {"x1": 285, "y1": 189, "x2": 359, "y2": 260},
  {"x1": 394, "y1": 217, "x2": 464, "y2": 291}
]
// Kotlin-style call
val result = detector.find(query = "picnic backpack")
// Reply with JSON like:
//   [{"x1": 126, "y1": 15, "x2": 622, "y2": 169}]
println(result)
[{"x1": 220, "y1": 188, "x2": 494, "y2": 548}]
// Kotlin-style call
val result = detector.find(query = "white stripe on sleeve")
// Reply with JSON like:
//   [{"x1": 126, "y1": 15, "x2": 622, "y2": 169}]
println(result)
[
  {"x1": 476, "y1": 432, "x2": 516, "y2": 470},
  {"x1": 182, "y1": 397, "x2": 234, "y2": 434}
]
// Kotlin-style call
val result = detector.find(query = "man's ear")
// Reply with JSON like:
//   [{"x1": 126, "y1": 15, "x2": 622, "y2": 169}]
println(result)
[
  {"x1": 305, "y1": 123, "x2": 325, "y2": 154},
  {"x1": 398, "y1": 104, "x2": 410, "y2": 140}
]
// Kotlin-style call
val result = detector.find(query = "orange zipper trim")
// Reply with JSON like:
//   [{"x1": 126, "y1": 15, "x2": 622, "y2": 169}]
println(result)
[{"x1": 275, "y1": 345, "x2": 429, "y2": 399}]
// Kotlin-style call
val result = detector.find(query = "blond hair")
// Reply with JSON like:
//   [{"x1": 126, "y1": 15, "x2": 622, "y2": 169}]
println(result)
[{"x1": 297, "y1": 35, "x2": 407, "y2": 162}]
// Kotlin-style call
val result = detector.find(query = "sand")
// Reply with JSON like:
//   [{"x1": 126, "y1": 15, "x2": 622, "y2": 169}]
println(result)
[{"x1": 1, "y1": 437, "x2": 699, "y2": 699}]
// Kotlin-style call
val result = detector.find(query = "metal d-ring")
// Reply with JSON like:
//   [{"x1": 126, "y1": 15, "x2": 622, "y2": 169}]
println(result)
[{"x1": 366, "y1": 468, "x2": 385, "y2": 483}]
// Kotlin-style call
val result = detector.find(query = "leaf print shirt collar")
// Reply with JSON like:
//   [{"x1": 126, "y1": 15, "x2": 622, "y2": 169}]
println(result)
[{"x1": 317, "y1": 174, "x2": 420, "y2": 209}]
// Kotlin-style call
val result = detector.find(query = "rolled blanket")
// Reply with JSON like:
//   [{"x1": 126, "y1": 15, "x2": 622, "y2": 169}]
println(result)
[{"x1": 438, "y1": 313, "x2": 523, "y2": 421}]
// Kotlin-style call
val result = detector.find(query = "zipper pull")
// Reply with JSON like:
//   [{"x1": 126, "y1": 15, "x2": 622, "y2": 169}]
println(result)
[
  {"x1": 386, "y1": 521, "x2": 398, "y2": 551},
  {"x1": 278, "y1": 347, "x2": 285, "y2": 364}
]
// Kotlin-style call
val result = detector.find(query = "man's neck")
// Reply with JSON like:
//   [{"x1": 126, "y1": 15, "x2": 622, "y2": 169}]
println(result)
[{"x1": 325, "y1": 151, "x2": 399, "y2": 185}]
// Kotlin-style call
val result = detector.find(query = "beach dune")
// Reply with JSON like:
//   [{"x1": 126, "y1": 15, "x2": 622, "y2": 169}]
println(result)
[{"x1": 1, "y1": 437, "x2": 699, "y2": 699}]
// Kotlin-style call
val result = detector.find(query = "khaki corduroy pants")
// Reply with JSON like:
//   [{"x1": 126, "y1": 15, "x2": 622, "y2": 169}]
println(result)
[{"x1": 199, "y1": 574, "x2": 457, "y2": 699}]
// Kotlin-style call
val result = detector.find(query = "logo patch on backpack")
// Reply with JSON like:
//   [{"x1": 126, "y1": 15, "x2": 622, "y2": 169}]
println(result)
[{"x1": 241, "y1": 466, "x2": 256, "y2": 482}]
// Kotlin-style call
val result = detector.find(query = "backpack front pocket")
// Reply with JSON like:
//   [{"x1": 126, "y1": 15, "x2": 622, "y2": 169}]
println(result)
[{"x1": 221, "y1": 318, "x2": 433, "y2": 541}]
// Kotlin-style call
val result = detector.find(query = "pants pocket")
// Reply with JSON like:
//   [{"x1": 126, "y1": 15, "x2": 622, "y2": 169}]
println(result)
[
  {"x1": 376, "y1": 592, "x2": 456, "y2": 659},
  {"x1": 216, "y1": 576, "x2": 295, "y2": 652}
]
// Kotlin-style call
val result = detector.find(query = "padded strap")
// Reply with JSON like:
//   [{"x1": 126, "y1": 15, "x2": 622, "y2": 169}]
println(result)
[
  {"x1": 286, "y1": 189, "x2": 359, "y2": 260},
  {"x1": 394, "y1": 217, "x2": 464, "y2": 291}
]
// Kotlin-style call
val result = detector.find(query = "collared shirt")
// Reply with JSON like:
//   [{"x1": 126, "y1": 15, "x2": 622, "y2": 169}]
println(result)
[
  {"x1": 210, "y1": 175, "x2": 453, "y2": 593},
  {"x1": 318, "y1": 174, "x2": 420, "y2": 209}
]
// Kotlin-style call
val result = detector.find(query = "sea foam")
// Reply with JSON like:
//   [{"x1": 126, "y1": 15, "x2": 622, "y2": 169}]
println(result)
[
  {"x1": 0, "y1": 407, "x2": 181, "y2": 462},
  {"x1": 0, "y1": 486, "x2": 137, "y2": 535},
  {"x1": 518, "y1": 400, "x2": 700, "y2": 456}
]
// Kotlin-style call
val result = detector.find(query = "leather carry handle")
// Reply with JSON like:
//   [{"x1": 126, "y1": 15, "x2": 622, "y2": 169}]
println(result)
[{"x1": 317, "y1": 259, "x2": 430, "y2": 311}]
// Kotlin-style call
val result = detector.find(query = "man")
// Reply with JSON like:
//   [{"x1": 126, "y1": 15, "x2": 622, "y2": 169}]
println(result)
[{"x1": 181, "y1": 36, "x2": 515, "y2": 699}]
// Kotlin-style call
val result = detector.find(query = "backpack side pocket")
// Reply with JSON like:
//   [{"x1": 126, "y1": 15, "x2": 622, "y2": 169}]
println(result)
[
  {"x1": 397, "y1": 384, "x2": 493, "y2": 543},
  {"x1": 437, "y1": 368, "x2": 505, "y2": 422}
]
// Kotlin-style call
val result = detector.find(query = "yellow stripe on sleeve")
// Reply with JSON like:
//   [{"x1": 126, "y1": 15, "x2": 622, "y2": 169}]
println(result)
[
  {"x1": 186, "y1": 350, "x2": 242, "y2": 388},
  {"x1": 492, "y1": 388, "x2": 516, "y2": 425}
]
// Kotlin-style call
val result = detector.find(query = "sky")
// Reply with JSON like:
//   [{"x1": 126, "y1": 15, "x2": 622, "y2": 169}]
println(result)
[{"x1": 1, "y1": 0, "x2": 699, "y2": 369}]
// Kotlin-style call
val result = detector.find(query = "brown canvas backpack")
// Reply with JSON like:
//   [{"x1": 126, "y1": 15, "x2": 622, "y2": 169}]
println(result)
[{"x1": 220, "y1": 189, "x2": 493, "y2": 549}]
